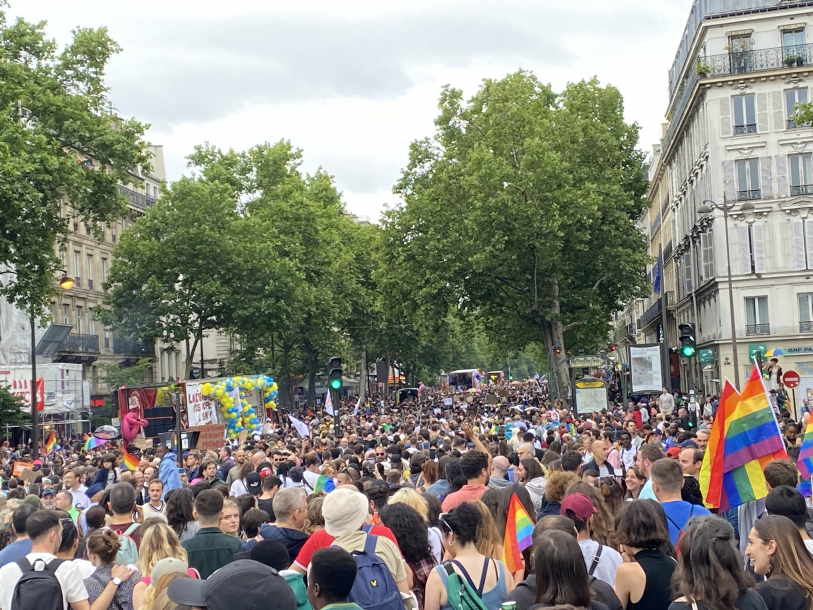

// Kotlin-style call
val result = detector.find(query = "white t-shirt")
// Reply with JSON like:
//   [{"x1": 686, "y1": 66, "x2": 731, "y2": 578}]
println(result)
[
  {"x1": 804, "y1": 538, "x2": 813, "y2": 556},
  {"x1": 141, "y1": 502, "x2": 169, "y2": 523},
  {"x1": 0, "y1": 553, "x2": 89, "y2": 610},
  {"x1": 578, "y1": 539, "x2": 623, "y2": 587},
  {"x1": 302, "y1": 470, "x2": 320, "y2": 492}
]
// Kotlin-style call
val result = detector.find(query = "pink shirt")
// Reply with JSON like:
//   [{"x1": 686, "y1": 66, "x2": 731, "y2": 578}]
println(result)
[{"x1": 441, "y1": 484, "x2": 488, "y2": 511}]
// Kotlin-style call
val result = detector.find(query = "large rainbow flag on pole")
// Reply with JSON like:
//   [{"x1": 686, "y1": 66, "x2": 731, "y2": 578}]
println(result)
[
  {"x1": 502, "y1": 493, "x2": 534, "y2": 573},
  {"x1": 700, "y1": 366, "x2": 788, "y2": 511},
  {"x1": 797, "y1": 418, "x2": 813, "y2": 480},
  {"x1": 121, "y1": 447, "x2": 140, "y2": 471},
  {"x1": 45, "y1": 431, "x2": 56, "y2": 455}
]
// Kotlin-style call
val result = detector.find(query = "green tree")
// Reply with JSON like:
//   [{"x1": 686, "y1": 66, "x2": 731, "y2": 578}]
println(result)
[
  {"x1": 0, "y1": 385, "x2": 30, "y2": 430},
  {"x1": 0, "y1": 8, "x2": 150, "y2": 317},
  {"x1": 98, "y1": 177, "x2": 241, "y2": 377},
  {"x1": 386, "y1": 72, "x2": 649, "y2": 399},
  {"x1": 97, "y1": 357, "x2": 153, "y2": 389}
]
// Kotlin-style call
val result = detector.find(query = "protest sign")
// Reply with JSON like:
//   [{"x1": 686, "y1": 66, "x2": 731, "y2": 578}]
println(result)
[
  {"x1": 12, "y1": 462, "x2": 32, "y2": 477},
  {"x1": 186, "y1": 382, "x2": 217, "y2": 427},
  {"x1": 190, "y1": 423, "x2": 226, "y2": 451}
]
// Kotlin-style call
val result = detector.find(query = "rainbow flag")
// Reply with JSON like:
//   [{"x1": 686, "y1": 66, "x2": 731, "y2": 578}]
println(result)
[
  {"x1": 796, "y1": 418, "x2": 813, "y2": 479},
  {"x1": 566, "y1": 423, "x2": 576, "y2": 436},
  {"x1": 502, "y1": 493, "x2": 533, "y2": 573},
  {"x1": 701, "y1": 367, "x2": 788, "y2": 511},
  {"x1": 45, "y1": 431, "x2": 56, "y2": 455},
  {"x1": 82, "y1": 433, "x2": 90, "y2": 441},
  {"x1": 798, "y1": 477, "x2": 812, "y2": 498},
  {"x1": 313, "y1": 474, "x2": 334, "y2": 493},
  {"x1": 121, "y1": 448, "x2": 139, "y2": 471}
]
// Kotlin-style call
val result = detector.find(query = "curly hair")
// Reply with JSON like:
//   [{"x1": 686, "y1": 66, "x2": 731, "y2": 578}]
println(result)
[
  {"x1": 545, "y1": 471, "x2": 579, "y2": 504},
  {"x1": 378, "y1": 502, "x2": 433, "y2": 565},
  {"x1": 565, "y1": 481, "x2": 617, "y2": 549}
]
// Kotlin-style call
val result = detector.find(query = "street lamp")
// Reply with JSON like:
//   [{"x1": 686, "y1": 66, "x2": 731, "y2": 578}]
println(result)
[
  {"x1": 696, "y1": 199, "x2": 755, "y2": 389},
  {"x1": 30, "y1": 269, "x2": 74, "y2": 461}
]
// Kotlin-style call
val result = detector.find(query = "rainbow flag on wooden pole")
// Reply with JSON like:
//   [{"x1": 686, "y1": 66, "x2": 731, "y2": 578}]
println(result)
[
  {"x1": 700, "y1": 366, "x2": 788, "y2": 511},
  {"x1": 502, "y1": 493, "x2": 534, "y2": 573},
  {"x1": 44, "y1": 431, "x2": 56, "y2": 455}
]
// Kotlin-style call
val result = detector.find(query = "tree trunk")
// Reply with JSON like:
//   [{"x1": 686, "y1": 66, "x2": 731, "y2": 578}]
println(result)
[
  {"x1": 384, "y1": 353, "x2": 390, "y2": 399},
  {"x1": 541, "y1": 277, "x2": 571, "y2": 407},
  {"x1": 185, "y1": 335, "x2": 199, "y2": 380},
  {"x1": 359, "y1": 348, "x2": 367, "y2": 402},
  {"x1": 303, "y1": 339, "x2": 319, "y2": 405}
]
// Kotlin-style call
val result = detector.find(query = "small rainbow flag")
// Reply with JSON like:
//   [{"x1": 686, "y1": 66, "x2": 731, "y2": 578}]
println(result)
[
  {"x1": 502, "y1": 493, "x2": 533, "y2": 573},
  {"x1": 121, "y1": 447, "x2": 139, "y2": 471},
  {"x1": 45, "y1": 431, "x2": 56, "y2": 454},
  {"x1": 798, "y1": 477, "x2": 812, "y2": 498},
  {"x1": 313, "y1": 474, "x2": 334, "y2": 493},
  {"x1": 796, "y1": 418, "x2": 813, "y2": 480},
  {"x1": 82, "y1": 433, "x2": 90, "y2": 441}
]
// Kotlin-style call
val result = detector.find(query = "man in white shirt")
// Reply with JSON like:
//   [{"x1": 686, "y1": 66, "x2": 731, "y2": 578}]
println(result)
[
  {"x1": 302, "y1": 454, "x2": 321, "y2": 492},
  {"x1": 0, "y1": 510, "x2": 89, "y2": 610},
  {"x1": 141, "y1": 479, "x2": 168, "y2": 523},
  {"x1": 62, "y1": 469, "x2": 90, "y2": 511}
]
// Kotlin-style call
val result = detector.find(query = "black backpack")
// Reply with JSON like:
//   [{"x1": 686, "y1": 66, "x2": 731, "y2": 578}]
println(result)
[{"x1": 11, "y1": 557, "x2": 65, "y2": 610}]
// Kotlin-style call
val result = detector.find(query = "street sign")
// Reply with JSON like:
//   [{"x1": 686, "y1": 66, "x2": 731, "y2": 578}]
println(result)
[
  {"x1": 748, "y1": 343, "x2": 768, "y2": 361},
  {"x1": 568, "y1": 356, "x2": 603, "y2": 368},
  {"x1": 783, "y1": 370, "x2": 801, "y2": 389},
  {"x1": 575, "y1": 381, "x2": 604, "y2": 388},
  {"x1": 698, "y1": 349, "x2": 715, "y2": 364}
]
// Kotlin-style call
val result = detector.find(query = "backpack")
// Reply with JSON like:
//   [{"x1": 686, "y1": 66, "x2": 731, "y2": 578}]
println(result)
[
  {"x1": 11, "y1": 557, "x2": 64, "y2": 610},
  {"x1": 279, "y1": 570, "x2": 312, "y2": 610},
  {"x1": 441, "y1": 561, "x2": 489, "y2": 610},
  {"x1": 337, "y1": 532, "x2": 402, "y2": 610},
  {"x1": 113, "y1": 523, "x2": 140, "y2": 566}
]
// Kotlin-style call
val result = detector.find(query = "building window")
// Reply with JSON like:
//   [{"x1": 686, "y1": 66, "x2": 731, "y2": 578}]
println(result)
[
  {"x1": 729, "y1": 35, "x2": 753, "y2": 74},
  {"x1": 733, "y1": 95, "x2": 757, "y2": 134},
  {"x1": 789, "y1": 153, "x2": 813, "y2": 195},
  {"x1": 86, "y1": 254, "x2": 93, "y2": 290},
  {"x1": 76, "y1": 307, "x2": 83, "y2": 334},
  {"x1": 745, "y1": 296, "x2": 770, "y2": 335},
  {"x1": 104, "y1": 330, "x2": 110, "y2": 349},
  {"x1": 782, "y1": 28, "x2": 806, "y2": 66},
  {"x1": 73, "y1": 251, "x2": 80, "y2": 287},
  {"x1": 101, "y1": 258, "x2": 107, "y2": 284},
  {"x1": 786, "y1": 88, "x2": 809, "y2": 128},
  {"x1": 63, "y1": 305, "x2": 69, "y2": 326},
  {"x1": 800, "y1": 293, "x2": 813, "y2": 332},
  {"x1": 735, "y1": 158, "x2": 760, "y2": 200},
  {"x1": 89, "y1": 308, "x2": 95, "y2": 336}
]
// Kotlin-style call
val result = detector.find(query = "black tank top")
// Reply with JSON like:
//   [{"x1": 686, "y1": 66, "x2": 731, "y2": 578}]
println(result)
[{"x1": 628, "y1": 549, "x2": 675, "y2": 610}]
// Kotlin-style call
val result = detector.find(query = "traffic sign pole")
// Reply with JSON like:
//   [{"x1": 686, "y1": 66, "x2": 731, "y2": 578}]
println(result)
[{"x1": 783, "y1": 370, "x2": 801, "y2": 420}]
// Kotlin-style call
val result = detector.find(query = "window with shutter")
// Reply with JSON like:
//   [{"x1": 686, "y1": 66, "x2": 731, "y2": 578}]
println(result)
[
  {"x1": 772, "y1": 91, "x2": 786, "y2": 131},
  {"x1": 806, "y1": 219, "x2": 813, "y2": 269},
  {"x1": 752, "y1": 223, "x2": 766, "y2": 273},
  {"x1": 723, "y1": 160, "x2": 736, "y2": 201},
  {"x1": 759, "y1": 157, "x2": 773, "y2": 199},
  {"x1": 736, "y1": 159, "x2": 760, "y2": 200},
  {"x1": 800, "y1": 293, "x2": 813, "y2": 332},
  {"x1": 786, "y1": 88, "x2": 810, "y2": 128},
  {"x1": 733, "y1": 95, "x2": 757, "y2": 134},
  {"x1": 720, "y1": 97, "x2": 732, "y2": 137},
  {"x1": 739, "y1": 225, "x2": 753, "y2": 274},
  {"x1": 789, "y1": 153, "x2": 813, "y2": 195},
  {"x1": 756, "y1": 93, "x2": 769, "y2": 132},
  {"x1": 684, "y1": 254, "x2": 692, "y2": 293},
  {"x1": 776, "y1": 155, "x2": 790, "y2": 197},
  {"x1": 793, "y1": 219, "x2": 807, "y2": 270}
]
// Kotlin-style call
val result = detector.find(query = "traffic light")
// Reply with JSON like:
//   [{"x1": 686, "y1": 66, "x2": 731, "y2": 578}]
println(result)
[
  {"x1": 679, "y1": 323, "x2": 696, "y2": 357},
  {"x1": 327, "y1": 357, "x2": 343, "y2": 390},
  {"x1": 608, "y1": 344, "x2": 617, "y2": 352}
]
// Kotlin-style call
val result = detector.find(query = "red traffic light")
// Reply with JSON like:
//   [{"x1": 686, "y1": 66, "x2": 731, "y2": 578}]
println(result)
[
  {"x1": 554, "y1": 347, "x2": 562, "y2": 354},
  {"x1": 609, "y1": 344, "x2": 618, "y2": 351}
]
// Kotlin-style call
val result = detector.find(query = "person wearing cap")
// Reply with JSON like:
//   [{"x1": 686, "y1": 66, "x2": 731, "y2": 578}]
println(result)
[
  {"x1": 181, "y1": 490, "x2": 243, "y2": 579},
  {"x1": 307, "y1": 547, "x2": 362, "y2": 610},
  {"x1": 560, "y1": 492, "x2": 622, "y2": 587},
  {"x1": 319, "y1": 488, "x2": 410, "y2": 595},
  {"x1": 42, "y1": 487, "x2": 57, "y2": 510},
  {"x1": 132, "y1": 556, "x2": 189, "y2": 610},
  {"x1": 168, "y1": 559, "x2": 296, "y2": 610},
  {"x1": 245, "y1": 471, "x2": 262, "y2": 497}
]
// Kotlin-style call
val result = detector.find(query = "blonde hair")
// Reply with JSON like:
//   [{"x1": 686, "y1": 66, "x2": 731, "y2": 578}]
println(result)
[
  {"x1": 388, "y1": 488, "x2": 428, "y2": 521},
  {"x1": 142, "y1": 572, "x2": 189, "y2": 610},
  {"x1": 473, "y1": 501, "x2": 502, "y2": 559},
  {"x1": 136, "y1": 522, "x2": 187, "y2": 576},
  {"x1": 305, "y1": 493, "x2": 326, "y2": 535}
]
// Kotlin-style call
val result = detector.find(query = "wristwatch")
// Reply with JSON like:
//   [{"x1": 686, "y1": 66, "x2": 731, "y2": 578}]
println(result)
[{"x1": 112, "y1": 577, "x2": 122, "y2": 586}]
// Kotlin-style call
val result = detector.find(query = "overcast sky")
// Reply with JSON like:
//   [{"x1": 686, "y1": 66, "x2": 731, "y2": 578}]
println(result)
[{"x1": 12, "y1": 1, "x2": 694, "y2": 220}]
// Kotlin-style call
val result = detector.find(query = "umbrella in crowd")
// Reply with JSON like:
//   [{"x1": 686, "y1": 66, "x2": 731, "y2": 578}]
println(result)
[
  {"x1": 92, "y1": 425, "x2": 119, "y2": 440},
  {"x1": 764, "y1": 348, "x2": 784, "y2": 358}
]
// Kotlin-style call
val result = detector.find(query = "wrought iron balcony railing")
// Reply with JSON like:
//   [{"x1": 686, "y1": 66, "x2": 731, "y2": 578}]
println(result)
[
  {"x1": 113, "y1": 338, "x2": 154, "y2": 356},
  {"x1": 737, "y1": 189, "x2": 761, "y2": 201},
  {"x1": 118, "y1": 185, "x2": 155, "y2": 210},
  {"x1": 734, "y1": 124, "x2": 757, "y2": 135},
  {"x1": 58, "y1": 333, "x2": 100, "y2": 353},
  {"x1": 791, "y1": 184, "x2": 813, "y2": 196},
  {"x1": 787, "y1": 119, "x2": 811, "y2": 129},
  {"x1": 801, "y1": 321, "x2": 813, "y2": 333},
  {"x1": 746, "y1": 323, "x2": 770, "y2": 335}
]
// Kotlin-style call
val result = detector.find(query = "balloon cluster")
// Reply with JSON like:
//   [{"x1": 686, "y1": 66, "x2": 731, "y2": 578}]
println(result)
[{"x1": 201, "y1": 376, "x2": 279, "y2": 439}]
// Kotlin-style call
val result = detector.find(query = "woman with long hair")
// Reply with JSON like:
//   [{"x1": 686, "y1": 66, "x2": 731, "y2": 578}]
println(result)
[
  {"x1": 304, "y1": 493, "x2": 325, "y2": 535},
  {"x1": 379, "y1": 503, "x2": 436, "y2": 610},
  {"x1": 84, "y1": 529, "x2": 141, "y2": 610},
  {"x1": 220, "y1": 498, "x2": 241, "y2": 537},
  {"x1": 566, "y1": 482, "x2": 616, "y2": 549},
  {"x1": 625, "y1": 467, "x2": 646, "y2": 501},
  {"x1": 670, "y1": 516, "x2": 760, "y2": 610},
  {"x1": 165, "y1": 488, "x2": 198, "y2": 543},
  {"x1": 132, "y1": 523, "x2": 192, "y2": 610},
  {"x1": 229, "y1": 462, "x2": 254, "y2": 497},
  {"x1": 418, "y1": 460, "x2": 438, "y2": 492},
  {"x1": 518, "y1": 458, "x2": 547, "y2": 513},
  {"x1": 614, "y1": 500, "x2": 674, "y2": 610},
  {"x1": 423, "y1": 503, "x2": 514, "y2": 610},
  {"x1": 746, "y1": 515, "x2": 813, "y2": 610},
  {"x1": 388, "y1": 488, "x2": 443, "y2": 563},
  {"x1": 472, "y1": 501, "x2": 503, "y2": 560},
  {"x1": 600, "y1": 476, "x2": 625, "y2": 517},
  {"x1": 531, "y1": 530, "x2": 607, "y2": 610}
]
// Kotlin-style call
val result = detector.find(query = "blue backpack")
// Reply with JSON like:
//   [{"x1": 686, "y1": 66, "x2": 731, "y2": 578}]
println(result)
[{"x1": 339, "y1": 528, "x2": 402, "y2": 610}]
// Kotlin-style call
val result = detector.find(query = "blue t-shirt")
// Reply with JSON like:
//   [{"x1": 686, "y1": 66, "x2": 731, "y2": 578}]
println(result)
[
  {"x1": 0, "y1": 538, "x2": 32, "y2": 568},
  {"x1": 661, "y1": 500, "x2": 712, "y2": 545}
]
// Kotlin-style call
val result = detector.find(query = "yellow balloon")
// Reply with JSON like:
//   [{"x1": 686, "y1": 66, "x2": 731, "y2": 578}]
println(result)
[{"x1": 268, "y1": 401, "x2": 276, "y2": 410}]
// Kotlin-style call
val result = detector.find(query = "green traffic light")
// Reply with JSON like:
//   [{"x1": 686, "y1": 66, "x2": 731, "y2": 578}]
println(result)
[
  {"x1": 330, "y1": 378, "x2": 342, "y2": 390},
  {"x1": 681, "y1": 345, "x2": 696, "y2": 357}
]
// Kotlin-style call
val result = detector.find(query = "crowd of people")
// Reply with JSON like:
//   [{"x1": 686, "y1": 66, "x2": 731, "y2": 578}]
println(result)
[{"x1": 0, "y1": 380, "x2": 811, "y2": 610}]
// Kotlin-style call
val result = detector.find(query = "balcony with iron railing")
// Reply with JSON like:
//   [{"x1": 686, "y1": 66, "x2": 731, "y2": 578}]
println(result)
[
  {"x1": 746, "y1": 323, "x2": 770, "y2": 336},
  {"x1": 801, "y1": 321, "x2": 813, "y2": 333},
  {"x1": 665, "y1": 42, "x2": 813, "y2": 153},
  {"x1": 119, "y1": 185, "x2": 155, "y2": 210},
  {"x1": 113, "y1": 337, "x2": 154, "y2": 356},
  {"x1": 737, "y1": 189, "x2": 761, "y2": 201},
  {"x1": 791, "y1": 184, "x2": 813, "y2": 196},
  {"x1": 58, "y1": 333, "x2": 100, "y2": 353}
]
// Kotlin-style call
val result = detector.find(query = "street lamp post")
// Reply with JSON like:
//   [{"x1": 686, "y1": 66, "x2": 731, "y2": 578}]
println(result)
[
  {"x1": 30, "y1": 271, "x2": 74, "y2": 462},
  {"x1": 697, "y1": 199, "x2": 754, "y2": 390}
]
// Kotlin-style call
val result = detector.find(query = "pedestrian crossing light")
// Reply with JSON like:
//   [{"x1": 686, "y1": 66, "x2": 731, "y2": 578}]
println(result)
[
  {"x1": 679, "y1": 323, "x2": 696, "y2": 358},
  {"x1": 328, "y1": 357, "x2": 343, "y2": 390}
]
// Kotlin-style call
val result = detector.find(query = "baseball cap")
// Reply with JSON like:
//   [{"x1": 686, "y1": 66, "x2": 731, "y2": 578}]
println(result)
[
  {"x1": 168, "y1": 560, "x2": 295, "y2": 610},
  {"x1": 561, "y1": 493, "x2": 598, "y2": 521},
  {"x1": 246, "y1": 472, "x2": 262, "y2": 496},
  {"x1": 258, "y1": 467, "x2": 273, "y2": 479},
  {"x1": 32, "y1": 459, "x2": 42, "y2": 466},
  {"x1": 42, "y1": 488, "x2": 56, "y2": 497},
  {"x1": 151, "y1": 557, "x2": 189, "y2": 584}
]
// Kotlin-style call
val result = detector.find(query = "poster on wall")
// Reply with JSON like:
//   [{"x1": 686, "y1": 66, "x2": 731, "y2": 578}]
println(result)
[{"x1": 629, "y1": 344, "x2": 663, "y2": 393}]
